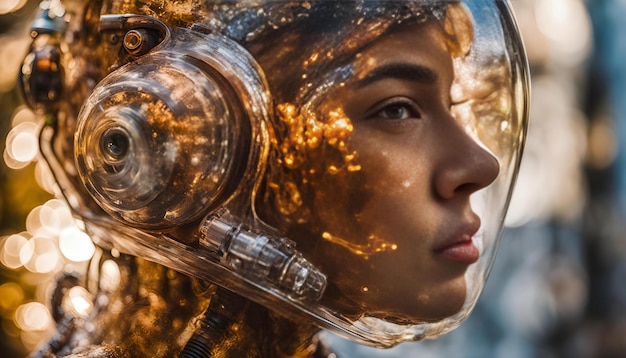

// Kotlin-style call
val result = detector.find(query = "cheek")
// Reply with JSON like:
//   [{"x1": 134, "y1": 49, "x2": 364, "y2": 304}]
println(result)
[
  {"x1": 350, "y1": 123, "x2": 434, "y2": 191},
  {"x1": 353, "y1": 133, "x2": 435, "y2": 230},
  {"x1": 310, "y1": 168, "x2": 370, "y2": 243},
  {"x1": 310, "y1": 140, "x2": 434, "y2": 243}
]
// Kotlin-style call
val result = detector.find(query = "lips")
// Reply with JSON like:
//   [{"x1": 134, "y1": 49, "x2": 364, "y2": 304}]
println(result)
[
  {"x1": 434, "y1": 236, "x2": 479, "y2": 264},
  {"x1": 433, "y1": 218, "x2": 481, "y2": 264}
]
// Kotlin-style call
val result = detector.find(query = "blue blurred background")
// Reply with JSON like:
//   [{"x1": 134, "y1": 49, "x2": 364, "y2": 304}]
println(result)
[{"x1": 1, "y1": 0, "x2": 625, "y2": 356}]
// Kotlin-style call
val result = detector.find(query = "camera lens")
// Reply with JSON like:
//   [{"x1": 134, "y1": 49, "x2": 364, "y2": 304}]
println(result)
[{"x1": 100, "y1": 128, "x2": 129, "y2": 160}]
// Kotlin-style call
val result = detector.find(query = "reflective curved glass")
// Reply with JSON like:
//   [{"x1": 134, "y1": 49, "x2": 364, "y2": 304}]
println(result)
[{"x1": 37, "y1": 0, "x2": 529, "y2": 347}]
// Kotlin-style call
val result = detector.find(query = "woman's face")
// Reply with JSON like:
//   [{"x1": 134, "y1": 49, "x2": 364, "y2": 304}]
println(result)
[{"x1": 265, "y1": 19, "x2": 500, "y2": 323}]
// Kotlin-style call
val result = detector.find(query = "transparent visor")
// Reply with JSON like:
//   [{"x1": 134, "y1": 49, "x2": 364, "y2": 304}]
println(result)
[{"x1": 38, "y1": 0, "x2": 528, "y2": 347}]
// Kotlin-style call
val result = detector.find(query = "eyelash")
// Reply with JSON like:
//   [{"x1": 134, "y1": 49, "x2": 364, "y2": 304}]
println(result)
[{"x1": 366, "y1": 97, "x2": 422, "y2": 121}]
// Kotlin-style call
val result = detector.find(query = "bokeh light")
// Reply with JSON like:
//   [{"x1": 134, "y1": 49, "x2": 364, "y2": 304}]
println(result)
[
  {"x1": 0, "y1": 6, "x2": 68, "y2": 347},
  {"x1": 11, "y1": 106, "x2": 37, "y2": 127},
  {"x1": 22, "y1": 236, "x2": 62, "y2": 274},
  {"x1": 505, "y1": 0, "x2": 590, "y2": 227},
  {"x1": 535, "y1": 0, "x2": 591, "y2": 64},
  {"x1": 1, "y1": 233, "x2": 31, "y2": 269},
  {"x1": 100, "y1": 259, "x2": 121, "y2": 292},
  {"x1": 5, "y1": 122, "x2": 39, "y2": 161},
  {"x1": 0, "y1": 0, "x2": 28, "y2": 15},
  {"x1": 0, "y1": 197, "x2": 95, "y2": 275},
  {"x1": 63, "y1": 286, "x2": 94, "y2": 318},
  {"x1": 13, "y1": 301, "x2": 54, "y2": 350},
  {"x1": 59, "y1": 226, "x2": 96, "y2": 262},
  {"x1": 0, "y1": 192, "x2": 95, "y2": 354},
  {"x1": 14, "y1": 302, "x2": 51, "y2": 332},
  {"x1": 8, "y1": 131, "x2": 39, "y2": 163},
  {"x1": 0, "y1": 35, "x2": 31, "y2": 92},
  {"x1": 0, "y1": 283, "x2": 25, "y2": 313}
]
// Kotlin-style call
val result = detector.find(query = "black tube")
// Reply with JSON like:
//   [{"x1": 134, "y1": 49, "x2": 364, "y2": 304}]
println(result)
[{"x1": 179, "y1": 287, "x2": 249, "y2": 358}]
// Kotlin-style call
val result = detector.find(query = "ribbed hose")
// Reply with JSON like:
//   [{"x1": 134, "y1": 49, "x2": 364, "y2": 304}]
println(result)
[{"x1": 179, "y1": 287, "x2": 249, "y2": 358}]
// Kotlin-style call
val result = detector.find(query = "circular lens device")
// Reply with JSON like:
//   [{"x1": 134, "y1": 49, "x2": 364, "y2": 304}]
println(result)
[{"x1": 74, "y1": 30, "x2": 264, "y2": 230}]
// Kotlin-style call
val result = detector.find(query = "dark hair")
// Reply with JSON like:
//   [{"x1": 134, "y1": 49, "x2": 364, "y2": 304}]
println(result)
[{"x1": 243, "y1": 1, "x2": 448, "y2": 102}]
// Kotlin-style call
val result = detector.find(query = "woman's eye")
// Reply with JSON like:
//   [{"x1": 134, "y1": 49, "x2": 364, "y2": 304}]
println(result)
[{"x1": 367, "y1": 99, "x2": 421, "y2": 121}]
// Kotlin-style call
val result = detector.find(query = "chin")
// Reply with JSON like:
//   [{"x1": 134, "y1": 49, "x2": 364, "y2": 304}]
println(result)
[
  {"x1": 355, "y1": 277, "x2": 469, "y2": 324},
  {"x1": 418, "y1": 277, "x2": 469, "y2": 322}
]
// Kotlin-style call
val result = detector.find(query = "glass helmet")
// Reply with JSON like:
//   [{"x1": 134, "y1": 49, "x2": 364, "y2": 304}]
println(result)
[{"x1": 19, "y1": 0, "x2": 529, "y2": 347}]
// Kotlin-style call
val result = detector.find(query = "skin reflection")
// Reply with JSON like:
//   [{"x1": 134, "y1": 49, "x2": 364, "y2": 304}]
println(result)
[{"x1": 258, "y1": 12, "x2": 499, "y2": 323}]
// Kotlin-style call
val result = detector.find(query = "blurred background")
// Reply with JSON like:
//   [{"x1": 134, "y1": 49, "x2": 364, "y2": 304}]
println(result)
[{"x1": 1, "y1": 0, "x2": 625, "y2": 356}]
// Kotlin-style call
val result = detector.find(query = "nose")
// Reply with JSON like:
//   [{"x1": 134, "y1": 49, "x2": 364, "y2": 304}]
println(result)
[{"x1": 433, "y1": 121, "x2": 500, "y2": 200}]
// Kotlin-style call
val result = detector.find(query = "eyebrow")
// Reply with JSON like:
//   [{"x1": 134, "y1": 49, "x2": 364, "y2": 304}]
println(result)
[{"x1": 354, "y1": 63, "x2": 439, "y2": 89}]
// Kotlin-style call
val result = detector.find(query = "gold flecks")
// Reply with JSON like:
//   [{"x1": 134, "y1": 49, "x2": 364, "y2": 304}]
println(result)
[
  {"x1": 274, "y1": 102, "x2": 359, "y2": 172},
  {"x1": 268, "y1": 103, "x2": 363, "y2": 218},
  {"x1": 303, "y1": 52, "x2": 320, "y2": 68},
  {"x1": 321, "y1": 232, "x2": 398, "y2": 258},
  {"x1": 268, "y1": 181, "x2": 302, "y2": 216}
]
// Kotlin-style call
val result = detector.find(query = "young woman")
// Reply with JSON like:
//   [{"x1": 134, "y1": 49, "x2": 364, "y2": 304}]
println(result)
[{"x1": 19, "y1": 0, "x2": 529, "y2": 356}]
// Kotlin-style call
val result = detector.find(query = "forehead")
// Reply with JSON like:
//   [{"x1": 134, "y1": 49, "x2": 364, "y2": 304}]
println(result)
[{"x1": 353, "y1": 20, "x2": 450, "y2": 77}]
